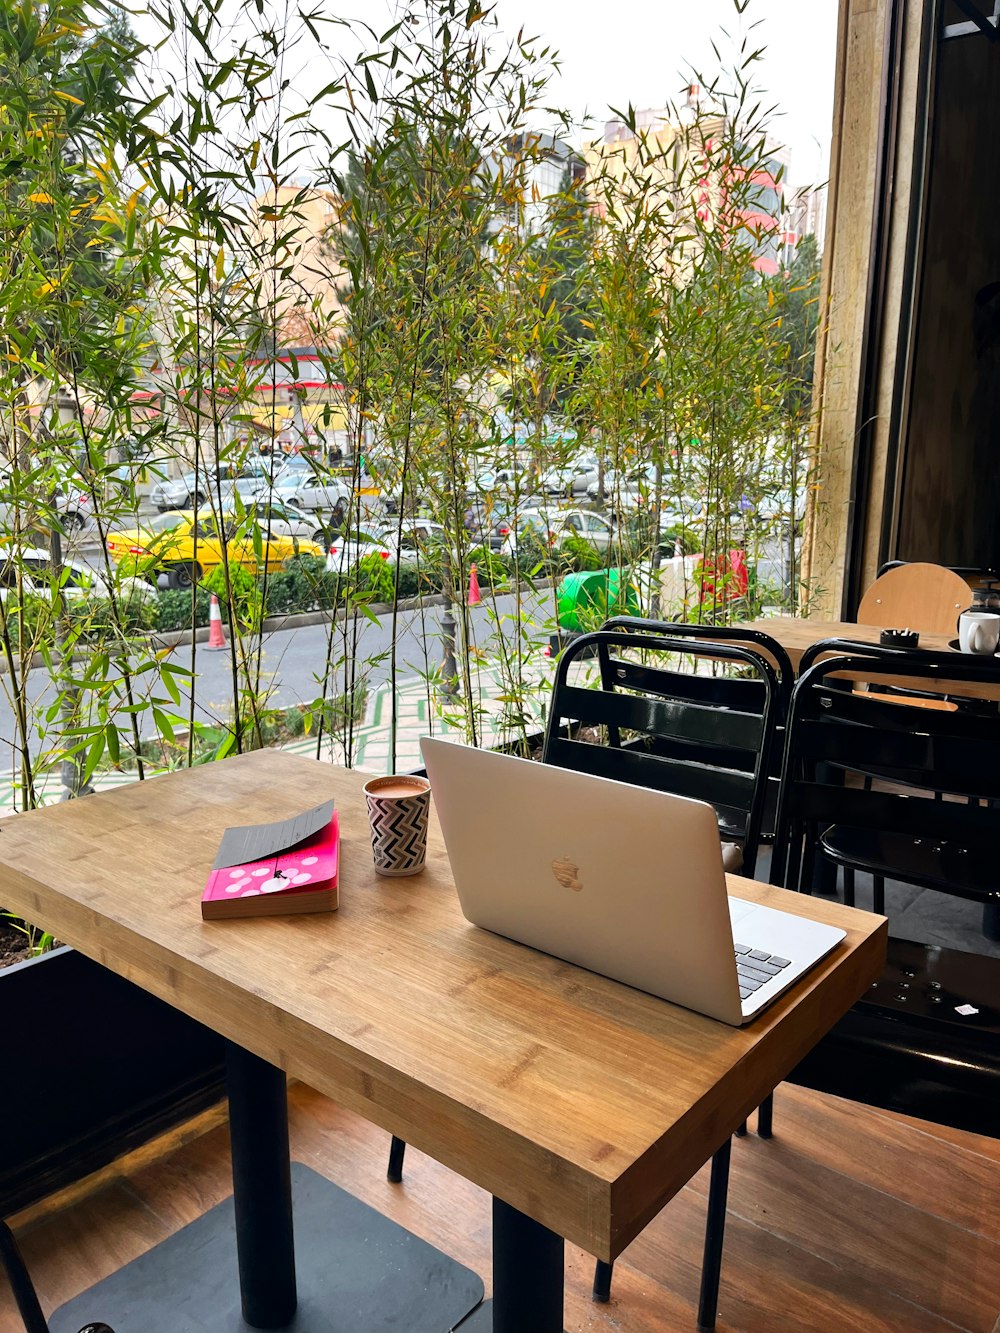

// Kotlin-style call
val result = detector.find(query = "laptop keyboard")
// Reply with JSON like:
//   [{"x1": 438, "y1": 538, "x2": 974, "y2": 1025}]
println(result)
[{"x1": 734, "y1": 943, "x2": 792, "y2": 1002}]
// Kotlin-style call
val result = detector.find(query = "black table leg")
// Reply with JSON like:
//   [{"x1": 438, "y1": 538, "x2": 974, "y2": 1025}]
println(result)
[
  {"x1": 225, "y1": 1041, "x2": 297, "y2": 1329},
  {"x1": 492, "y1": 1197, "x2": 563, "y2": 1332}
]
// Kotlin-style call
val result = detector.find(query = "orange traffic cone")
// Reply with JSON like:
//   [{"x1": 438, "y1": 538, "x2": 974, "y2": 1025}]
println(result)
[
  {"x1": 206, "y1": 593, "x2": 228, "y2": 650},
  {"x1": 468, "y1": 562, "x2": 482, "y2": 607}
]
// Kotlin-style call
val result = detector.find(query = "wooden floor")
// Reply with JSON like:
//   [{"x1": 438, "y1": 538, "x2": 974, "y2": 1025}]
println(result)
[{"x1": 3, "y1": 1082, "x2": 998, "y2": 1333}]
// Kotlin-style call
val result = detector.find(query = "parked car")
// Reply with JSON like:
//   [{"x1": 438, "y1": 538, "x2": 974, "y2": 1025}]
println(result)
[
  {"x1": 539, "y1": 457, "x2": 601, "y2": 498},
  {"x1": 106, "y1": 511, "x2": 323, "y2": 589},
  {"x1": 325, "y1": 528, "x2": 394, "y2": 576},
  {"x1": 244, "y1": 498, "x2": 331, "y2": 547},
  {"x1": 263, "y1": 466, "x2": 353, "y2": 520},
  {"x1": 500, "y1": 509, "x2": 559, "y2": 557},
  {"x1": 556, "y1": 509, "x2": 614, "y2": 551},
  {"x1": 150, "y1": 462, "x2": 268, "y2": 513},
  {"x1": 0, "y1": 546, "x2": 156, "y2": 605},
  {"x1": 586, "y1": 461, "x2": 658, "y2": 508}
]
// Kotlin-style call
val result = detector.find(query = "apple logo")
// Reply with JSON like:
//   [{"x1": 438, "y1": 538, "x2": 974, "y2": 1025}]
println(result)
[{"x1": 551, "y1": 857, "x2": 583, "y2": 891}]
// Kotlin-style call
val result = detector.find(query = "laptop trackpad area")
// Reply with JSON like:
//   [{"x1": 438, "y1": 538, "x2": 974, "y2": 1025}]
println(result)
[{"x1": 728, "y1": 895, "x2": 846, "y2": 964}]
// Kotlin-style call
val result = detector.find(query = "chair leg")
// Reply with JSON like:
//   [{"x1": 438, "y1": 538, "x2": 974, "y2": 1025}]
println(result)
[
  {"x1": 842, "y1": 866, "x2": 855, "y2": 907},
  {"x1": 387, "y1": 1135, "x2": 406, "y2": 1184},
  {"x1": 696, "y1": 1139, "x2": 733, "y2": 1332},
  {"x1": 734, "y1": 1120, "x2": 747, "y2": 1138},
  {"x1": 592, "y1": 1257, "x2": 613, "y2": 1303},
  {"x1": 757, "y1": 1093, "x2": 774, "y2": 1139},
  {"x1": 0, "y1": 1218, "x2": 49, "y2": 1333},
  {"x1": 873, "y1": 876, "x2": 885, "y2": 916}
]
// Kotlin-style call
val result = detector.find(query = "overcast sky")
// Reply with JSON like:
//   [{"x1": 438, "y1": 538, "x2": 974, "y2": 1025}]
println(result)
[
  {"x1": 135, "y1": 0, "x2": 839, "y2": 194},
  {"x1": 490, "y1": 0, "x2": 839, "y2": 187}
]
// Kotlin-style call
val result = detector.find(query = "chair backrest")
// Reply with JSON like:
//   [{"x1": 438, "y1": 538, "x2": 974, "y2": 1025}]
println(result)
[
  {"x1": 602, "y1": 615, "x2": 794, "y2": 722},
  {"x1": 856, "y1": 563, "x2": 970, "y2": 635},
  {"x1": 542, "y1": 628, "x2": 780, "y2": 875},
  {"x1": 773, "y1": 649, "x2": 1000, "y2": 892}
]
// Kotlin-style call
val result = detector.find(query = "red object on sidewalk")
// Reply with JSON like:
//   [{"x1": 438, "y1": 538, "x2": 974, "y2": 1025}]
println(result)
[
  {"x1": 207, "y1": 593, "x2": 228, "y2": 650},
  {"x1": 698, "y1": 548, "x2": 749, "y2": 601},
  {"x1": 468, "y1": 563, "x2": 482, "y2": 607}
]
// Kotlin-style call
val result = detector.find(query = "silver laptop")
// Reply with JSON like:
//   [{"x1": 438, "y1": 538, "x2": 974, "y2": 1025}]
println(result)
[{"x1": 420, "y1": 737, "x2": 846, "y2": 1026}]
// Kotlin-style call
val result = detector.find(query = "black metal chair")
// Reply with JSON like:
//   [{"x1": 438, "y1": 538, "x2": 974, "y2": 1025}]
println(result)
[
  {"x1": 770, "y1": 648, "x2": 1000, "y2": 1139},
  {"x1": 1, "y1": 1219, "x2": 114, "y2": 1333},
  {"x1": 544, "y1": 628, "x2": 782, "y2": 1317},
  {"x1": 791, "y1": 637, "x2": 1000, "y2": 925},
  {"x1": 601, "y1": 616, "x2": 795, "y2": 849},
  {"x1": 388, "y1": 626, "x2": 782, "y2": 1329},
  {"x1": 544, "y1": 627, "x2": 781, "y2": 877}
]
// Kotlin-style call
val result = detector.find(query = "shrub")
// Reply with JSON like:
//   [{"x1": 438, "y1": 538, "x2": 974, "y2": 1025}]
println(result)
[
  {"x1": 351, "y1": 552, "x2": 396, "y2": 604},
  {"x1": 0, "y1": 594, "x2": 56, "y2": 650},
  {"x1": 509, "y1": 531, "x2": 554, "y2": 580},
  {"x1": 464, "y1": 545, "x2": 511, "y2": 588},
  {"x1": 156, "y1": 588, "x2": 211, "y2": 633},
  {"x1": 556, "y1": 533, "x2": 605, "y2": 573},
  {"x1": 70, "y1": 595, "x2": 157, "y2": 641},
  {"x1": 203, "y1": 562, "x2": 262, "y2": 631},
  {"x1": 264, "y1": 553, "x2": 338, "y2": 617}
]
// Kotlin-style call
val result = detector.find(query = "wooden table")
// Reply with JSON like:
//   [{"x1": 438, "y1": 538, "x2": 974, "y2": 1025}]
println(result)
[
  {"x1": 743, "y1": 616, "x2": 1000, "y2": 700},
  {"x1": 0, "y1": 750, "x2": 886, "y2": 1332}
]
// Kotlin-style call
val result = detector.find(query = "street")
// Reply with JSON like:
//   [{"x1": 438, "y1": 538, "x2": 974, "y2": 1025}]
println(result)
[{"x1": 0, "y1": 588, "x2": 558, "y2": 774}]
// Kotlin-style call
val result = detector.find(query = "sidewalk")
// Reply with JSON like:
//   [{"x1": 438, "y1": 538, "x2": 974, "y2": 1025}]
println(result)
[{"x1": 0, "y1": 663, "x2": 556, "y2": 813}]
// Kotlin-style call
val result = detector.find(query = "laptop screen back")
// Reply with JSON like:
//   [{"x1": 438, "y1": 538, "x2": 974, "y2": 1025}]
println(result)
[{"x1": 421, "y1": 738, "x2": 744, "y2": 1024}]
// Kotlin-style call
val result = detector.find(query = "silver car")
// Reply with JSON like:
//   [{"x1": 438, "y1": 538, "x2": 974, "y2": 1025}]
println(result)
[
  {"x1": 150, "y1": 461, "x2": 268, "y2": 512},
  {"x1": 263, "y1": 468, "x2": 352, "y2": 519}
]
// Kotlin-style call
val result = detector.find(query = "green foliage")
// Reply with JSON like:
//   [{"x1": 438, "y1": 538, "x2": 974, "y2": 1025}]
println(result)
[
  {"x1": 351, "y1": 553, "x2": 396, "y2": 605},
  {"x1": 463, "y1": 546, "x2": 511, "y2": 587},
  {"x1": 203, "y1": 562, "x2": 262, "y2": 632},
  {"x1": 0, "y1": 0, "x2": 824, "y2": 804},
  {"x1": 264, "y1": 555, "x2": 338, "y2": 617},
  {"x1": 155, "y1": 589, "x2": 211, "y2": 634},
  {"x1": 556, "y1": 533, "x2": 605, "y2": 573}
]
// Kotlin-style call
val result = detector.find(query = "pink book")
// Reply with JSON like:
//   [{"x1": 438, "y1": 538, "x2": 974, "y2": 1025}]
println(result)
[{"x1": 201, "y1": 812, "x2": 339, "y2": 920}]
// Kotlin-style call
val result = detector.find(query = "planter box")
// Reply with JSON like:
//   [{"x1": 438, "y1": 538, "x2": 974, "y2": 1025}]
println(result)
[{"x1": 0, "y1": 946, "x2": 225, "y2": 1215}]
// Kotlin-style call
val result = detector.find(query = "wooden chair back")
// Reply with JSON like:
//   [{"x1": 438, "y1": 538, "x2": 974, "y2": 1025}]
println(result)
[{"x1": 856, "y1": 563, "x2": 971, "y2": 636}]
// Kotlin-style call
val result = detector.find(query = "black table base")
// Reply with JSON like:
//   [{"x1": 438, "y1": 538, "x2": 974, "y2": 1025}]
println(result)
[
  {"x1": 456, "y1": 1302, "x2": 568, "y2": 1333},
  {"x1": 452, "y1": 1198, "x2": 566, "y2": 1333},
  {"x1": 49, "y1": 1162, "x2": 484, "y2": 1333}
]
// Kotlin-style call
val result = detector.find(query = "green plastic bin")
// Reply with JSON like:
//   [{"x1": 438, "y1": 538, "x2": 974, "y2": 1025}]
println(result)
[{"x1": 556, "y1": 568, "x2": 640, "y2": 633}]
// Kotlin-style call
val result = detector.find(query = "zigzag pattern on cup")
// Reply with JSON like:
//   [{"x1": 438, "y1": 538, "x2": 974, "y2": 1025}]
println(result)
[{"x1": 368, "y1": 795, "x2": 429, "y2": 872}]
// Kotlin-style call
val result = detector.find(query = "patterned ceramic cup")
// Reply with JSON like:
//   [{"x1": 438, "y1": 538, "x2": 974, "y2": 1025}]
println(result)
[{"x1": 363, "y1": 775, "x2": 432, "y2": 877}]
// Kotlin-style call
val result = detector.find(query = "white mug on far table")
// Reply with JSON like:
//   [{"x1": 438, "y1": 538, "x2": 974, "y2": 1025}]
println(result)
[{"x1": 958, "y1": 610, "x2": 1000, "y2": 655}]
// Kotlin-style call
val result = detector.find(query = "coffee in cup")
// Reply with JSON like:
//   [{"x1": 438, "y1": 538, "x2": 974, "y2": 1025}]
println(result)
[{"x1": 363, "y1": 774, "x2": 432, "y2": 877}]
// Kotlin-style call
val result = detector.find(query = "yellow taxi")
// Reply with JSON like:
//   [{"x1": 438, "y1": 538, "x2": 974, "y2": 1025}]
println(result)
[{"x1": 105, "y1": 511, "x2": 324, "y2": 589}]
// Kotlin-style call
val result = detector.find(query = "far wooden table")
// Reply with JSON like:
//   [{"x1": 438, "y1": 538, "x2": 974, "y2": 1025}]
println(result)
[
  {"x1": 0, "y1": 751, "x2": 886, "y2": 1332},
  {"x1": 743, "y1": 616, "x2": 1000, "y2": 700}
]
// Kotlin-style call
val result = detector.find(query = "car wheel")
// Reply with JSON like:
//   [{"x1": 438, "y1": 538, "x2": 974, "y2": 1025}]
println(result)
[
  {"x1": 172, "y1": 561, "x2": 202, "y2": 590},
  {"x1": 191, "y1": 491, "x2": 206, "y2": 509},
  {"x1": 61, "y1": 510, "x2": 86, "y2": 532},
  {"x1": 312, "y1": 529, "x2": 328, "y2": 546}
]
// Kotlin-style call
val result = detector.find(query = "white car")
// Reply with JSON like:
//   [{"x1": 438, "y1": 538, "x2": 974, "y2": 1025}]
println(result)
[
  {"x1": 264, "y1": 467, "x2": 352, "y2": 520},
  {"x1": 324, "y1": 528, "x2": 394, "y2": 576},
  {"x1": 586, "y1": 461, "x2": 658, "y2": 506},
  {"x1": 540, "y1": 458, "x2": 601, "y2": 498},
  {"x1": 556, "y1": 509, "x2": 615, "y2": 551},
  {"x1": 244, "y1": 498, "x2": 331, "y2": 547},
  {"x1": 0, "y1": 547, "x2": 156, "y2": 605},
  {"x1": 500, "y1": 510, "x2": 559, "y2": 558}
]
